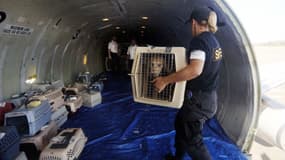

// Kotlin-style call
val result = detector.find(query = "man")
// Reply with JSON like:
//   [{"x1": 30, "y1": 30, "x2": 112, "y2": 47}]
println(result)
[
  {"x1": 127, "y1": 39, "x2": 137, "y2": 72},
  {"x1": 108, "y1": 36, "x2": 119, "y2": 72},
  {"x1": 153, "y1": 7, "x2": 223, "y2": 160}
]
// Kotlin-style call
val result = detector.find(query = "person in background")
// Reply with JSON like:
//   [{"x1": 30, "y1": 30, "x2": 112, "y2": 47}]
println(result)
[
  {"x1": 127, "y1": 39, "x2": 137, "y2": 72},
  {"x1": 108, "y1": 36, "x2": 119, "y2": 73},
  {"x1": 153, "y1": 7, "x2": 222, "y2": 160}
]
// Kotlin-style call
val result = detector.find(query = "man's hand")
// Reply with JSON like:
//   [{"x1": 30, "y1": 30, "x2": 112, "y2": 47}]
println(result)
[{"x1": 152, "y1": 76, "x2": 169, "y2": 93}]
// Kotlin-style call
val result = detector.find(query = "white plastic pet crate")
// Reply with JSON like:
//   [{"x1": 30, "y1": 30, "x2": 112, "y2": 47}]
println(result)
[
  {"x1": 8, "y1": 94, "x2": 27, "y2": 108},
  {"x1": 73, "y1": 83, "x2": 88, "y2": 92},
  {"x1": 20, "y1": 121, "x2": 58, "y2": 151},
  {"x1": 79, "y1": 91, "x2": 102, "y2": 108},
  {"x1": 51, "y1": 106, "x2": 68, "y2": 127},
  {"x1": 32, "y1": 83, "x2": 52, "y2": 92},
  {"x1": 64, "y1": 88, "x2": 80, "y2": 95},
  {"x1": 76, "y1": 72, "x2": 92, "y2": 85},
  {"x1": 39, "y1": 128, "x2": 87, "y2": 160},
  {"x1": 130, "y1": 47, "x2": 187, "y2": 108},
  {"x1": 32, "y1": 80, "x2": 64, "y2": 92},
  {"x1": 8, "y1": 89, "x2": 43, "y2": 108},
  {"x1": 31, "y1": 88, "x2": 65, "y2": 112},
  {"x1": 4, "y1": 100, "x2": 52, "y2": 137},
  {"x1": 64, "y1": 95, "x2": 83, "y2": 113}
]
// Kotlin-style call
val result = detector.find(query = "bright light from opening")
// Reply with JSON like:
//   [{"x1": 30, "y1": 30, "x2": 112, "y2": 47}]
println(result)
[
  {"x1": 102, "y1": 18, "x2": 109, "y2": 22},
  {"x1": 25, "y1": 75, "x2": 37, "y2": 84},
  {"x1": 83, "y1": 54, "x2": 88, "y2": 65},
  {"x1": 141, "y1": 26, "x2": 146, "y2": 29},
  {"x1": 141, "y1": 16, "x2": 148, "y2": 20},
  {"x1": 115, "y1": 26, "x2": 120, "y2": 30}
]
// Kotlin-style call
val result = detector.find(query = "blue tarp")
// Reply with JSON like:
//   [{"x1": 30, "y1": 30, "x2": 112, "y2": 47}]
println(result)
[{"x1": 62, "y1": 74, "x2": 247, "y2": 160}]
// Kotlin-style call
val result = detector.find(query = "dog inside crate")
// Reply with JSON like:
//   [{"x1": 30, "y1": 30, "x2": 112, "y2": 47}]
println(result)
[{"x1": 140, "y1": 53, "x2": 176, "y2": 101}]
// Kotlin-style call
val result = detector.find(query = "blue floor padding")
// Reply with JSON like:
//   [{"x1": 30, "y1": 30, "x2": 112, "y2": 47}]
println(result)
[{"x1": 62, "y1": 74, "x2": 247, "y2": 160}]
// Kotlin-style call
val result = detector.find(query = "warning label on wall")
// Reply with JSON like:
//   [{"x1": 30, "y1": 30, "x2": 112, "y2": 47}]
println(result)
[{"x1": 2, "y1": 24, "x2": 33, "y2": 36}]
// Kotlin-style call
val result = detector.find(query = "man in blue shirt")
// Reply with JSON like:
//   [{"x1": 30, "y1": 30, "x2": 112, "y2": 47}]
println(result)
[{"x1": 153, "y1": 7, "x2": 223, "y2": 160}]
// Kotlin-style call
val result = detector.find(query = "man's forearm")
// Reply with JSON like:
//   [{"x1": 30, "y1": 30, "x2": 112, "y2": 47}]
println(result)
[
  {"x1": 164, "y1": 59, "x2": 204, "y2": 84},
  {"x1": 164, "y1": 65, "x2": 199, "y2": 84},
  {"x1": 108, "y1": 50, "x2": 111, "y2": 57}
]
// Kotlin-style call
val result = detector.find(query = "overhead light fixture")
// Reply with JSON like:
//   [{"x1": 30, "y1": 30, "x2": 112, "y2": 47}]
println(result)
[
  {"x1": 102, "y1": 18, "x2": 109, "y2": 22},
  {"x1": 115, "y1": 26, "x2": 120, "y2": 30},
  {"x1": 141, "y1": 16, "x2": 148, "y2": 20},
  {"x1": 141, "y1": 26, "x2": 146, "y2": 29}
]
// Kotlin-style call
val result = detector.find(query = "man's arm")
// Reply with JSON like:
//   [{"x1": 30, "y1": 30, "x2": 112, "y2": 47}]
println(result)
[
  {"x1": 152, "y1": 59, "x2": 204, "y2": 93},
  {"x1": 108, "y1": 43, "x2": 112, "y2": 59}
]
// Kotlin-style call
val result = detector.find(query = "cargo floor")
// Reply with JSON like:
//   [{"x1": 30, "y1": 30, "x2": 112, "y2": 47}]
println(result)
[{"x1": 62, "y1": 73, "x2": 246, "y2": 160}]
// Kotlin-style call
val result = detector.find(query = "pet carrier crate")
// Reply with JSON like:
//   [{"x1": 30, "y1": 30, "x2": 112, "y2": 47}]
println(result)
[
  {"x1": 0, "y1": 102, "x2": 15, "y2": 125},
  {"x1": 39, "y1": 128, "x2": 87, "y2": 160},
  {"x1": 64, "y1": 95, "x2": 83, "y2": 113},
  {"x1": 63, "y1": 87, "x2": 79, "y2": 96},
  {"x1": 32, "y1": 83, "x2": 52, "y2": 92},
  {"x1": 79, "y1": 91, "x2": 102, "y2": 108},
  {"x1": 32, "y1": 80, "x2": 64, "y2": 92},
  {"x1": 31, "y1": 88, "x2": 64, "y2": 112},
  {"x1": 15, "y1": 152, "x2": 28, "y2": 160},
  {"x1": 0, "y1": 126, "x2": 20, "y2": 160},
  {"x1": 8, "y1": 94, "x2": 27, "y2": 108},
  {"x1": 76, "y1": 72, "x2": 92, "y2": 85},
  {"x1": 51, "y1": 106, "x2": 68, "y2": 127},
  {"x1": 8, "y1": 90, "x2": 43, "y2": 108},
  {"x1": 5, "y1": 100, "x2": 52, "y2": 137},
  {"x1": 20, "y1": 121, "x2": 58, "y2": 160},
  {"x1": 50, "y1": 80, "x2": 64, "y2": 90},
  {"x1": 88, "y1": 81, "x2": 104, "y2": 92},
  {"x1": 21, "y1": 120, "x2": 58, "y2": 150},
  {"x1": 130, "y1": 47, "x2": 187, "y2": 108},
  {"x1": 73, "y1": 83, "x2": 88, "y2": 92}
]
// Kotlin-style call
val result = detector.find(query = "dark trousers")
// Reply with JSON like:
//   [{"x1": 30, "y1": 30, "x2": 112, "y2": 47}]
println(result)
[
  {"x1": 174, "y1": 90, "x2": 217, "y2": 160},
  {"x1": 111, "y1": 52, "x2": 119, "y2": 72}
]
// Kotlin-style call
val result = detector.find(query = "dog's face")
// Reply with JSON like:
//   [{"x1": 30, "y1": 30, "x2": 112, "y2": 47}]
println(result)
[{"x1": 150, "y1": 57, "x2": 163, "y2": 77}]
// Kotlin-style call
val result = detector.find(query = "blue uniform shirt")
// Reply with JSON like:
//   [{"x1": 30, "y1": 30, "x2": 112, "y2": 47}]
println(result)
[{"x1": 187, "y1": 32, "x2": 222, "y2": 92}]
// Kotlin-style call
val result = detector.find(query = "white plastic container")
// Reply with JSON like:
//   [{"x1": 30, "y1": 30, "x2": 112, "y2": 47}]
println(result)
[
  {"x1": 79, "y1": 91, "x2": 102, "y2": 107},
  {"x1": 5, "y1": 100, "x2": 52, "y2": 137},
  {"x1": 130, "y1": 47, "x2": 187, "y2": 108},
  {"x1": 40, "y1": 128, "x2": 87, "y2": 160},
  {"x1": 51, "y1": 106, "x2": 68, "y2": 127},
  {"x1": 20, "y1": 121, "x2": 58, "y2": 151},
  {"x1": 31, "y1": 88, "x2": 64, "y2": 112},
  {"x1": 64, "y1": 95, "x2": 83, "y2": 112}
]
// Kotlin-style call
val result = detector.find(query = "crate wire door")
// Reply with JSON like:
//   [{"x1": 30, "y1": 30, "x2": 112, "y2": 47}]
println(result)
[{"x1": 131, "y1": 47, "x2": 187, "y2": 108}]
